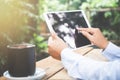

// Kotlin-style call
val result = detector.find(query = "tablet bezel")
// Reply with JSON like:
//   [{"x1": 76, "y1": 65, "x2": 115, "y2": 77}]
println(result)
[
  {"x1": 44, "y1": 10, "x2": 91, "y2": 48},
  {"x1": 44, "y1": 10, "x2": 91, "y2": 33}
]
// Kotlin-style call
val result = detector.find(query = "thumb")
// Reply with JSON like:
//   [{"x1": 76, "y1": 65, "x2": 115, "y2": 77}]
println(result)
[{"x1": 51, "y1": 32, "x2": 57, "y2": 39}]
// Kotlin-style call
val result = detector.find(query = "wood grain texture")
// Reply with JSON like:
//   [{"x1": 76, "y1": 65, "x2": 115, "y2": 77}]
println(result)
[
  {"x1": 0, "y1": 45, "x2": 108, "y2": 80},
  {"x1": 36, "y1": 57, "x2": 64, "y2": 80}
]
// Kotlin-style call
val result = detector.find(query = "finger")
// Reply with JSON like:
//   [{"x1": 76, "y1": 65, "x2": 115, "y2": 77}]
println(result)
[
  {"x1": 51, "y1": 32, "x2": 57, "y2": 39},
  {"x1": 81, "y1": 31, "x2": 93, "y2": 41},
  {"x1": 77, "y1": 28, "x2": 94, "y2": 34},
  {"x1": 48, "y1": 36, "x2": 52, "y2": 46}
]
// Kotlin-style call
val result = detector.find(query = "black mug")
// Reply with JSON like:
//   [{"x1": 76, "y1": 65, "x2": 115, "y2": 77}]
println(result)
[{"x1": 7, "y1": 43, "x2": 36, "y2": 77}]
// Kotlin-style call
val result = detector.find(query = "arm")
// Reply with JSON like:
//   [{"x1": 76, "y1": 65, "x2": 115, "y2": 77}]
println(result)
[
  {"x1": 102, "y1": 42, "x2": 120, "y2": 60},
  {"x1": 48, "y1": 30, "x2": 120, "y2": 80},
  {"x1": 78, "y1": 28, "x2": 109, "y2": 49},
  {"x1": 78, "y1": 28, "x2": 120, "y2": 60},
  {"x1": 61, "y1": 48, "x2": 120, "y2": 80}
]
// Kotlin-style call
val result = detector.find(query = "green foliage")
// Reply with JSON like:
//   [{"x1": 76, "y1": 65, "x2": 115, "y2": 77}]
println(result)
[
  {"x1": 30, "y1": 34, "x2": 47, "y2": 54},
  {"x1": 104, "y1": 11, "x2": 112, "y2": 18},
  {"x1": 82, "y1": 0, "x2": 119, "y2": 8},
  {"x1": 0, "y1": 0, "x2": 38, "y2": 74},
  {"x1": 102, "y1": 29, "x2": 120, "y2": 40},
  {"x1": 110, "y1": 12, "x2": 120, "y2": 27},
  {"x1": 80, "y1": 0, "x2": 120, "y2": 40},
  {"x1": 42, "y1": 0, "x2": 120, "y2": 40},
  {"x1": 42, "y1": 0, "x2": 87, "y2": 12},
  {"x1": 0, "y1": 0, "x2": 36, "y2": 44}
]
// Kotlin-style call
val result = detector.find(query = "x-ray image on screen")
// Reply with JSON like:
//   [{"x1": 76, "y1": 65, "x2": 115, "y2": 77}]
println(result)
[{"x1": 45, "y1": 10, "x2": 91, "y2": 48}]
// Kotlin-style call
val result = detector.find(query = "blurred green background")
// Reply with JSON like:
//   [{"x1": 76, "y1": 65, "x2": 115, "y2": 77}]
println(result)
[{"x1": 0, "y1": 0, "x2": 120, "y2": 76}]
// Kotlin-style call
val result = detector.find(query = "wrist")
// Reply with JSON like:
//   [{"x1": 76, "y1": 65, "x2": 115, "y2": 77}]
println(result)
[{"x1": 102, "y1": 41, "x2": 109, "y2": 49}]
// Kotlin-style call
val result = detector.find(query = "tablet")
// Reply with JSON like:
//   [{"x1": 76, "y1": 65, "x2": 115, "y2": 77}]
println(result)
[{"x1": 44, "y1": 10, "x2": 91, "y2": 48}]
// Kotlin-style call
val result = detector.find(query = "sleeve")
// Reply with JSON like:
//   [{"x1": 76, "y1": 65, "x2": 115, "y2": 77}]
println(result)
[
  {"x1": 102, "y1": 42, "x2": 120, "y2": 61},
  {"x1": 61, "y1": 48, "x2": 120, "y2": 80}
]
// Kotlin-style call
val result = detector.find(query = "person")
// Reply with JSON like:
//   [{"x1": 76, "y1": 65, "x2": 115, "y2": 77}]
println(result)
[{"x1": 48, "y1": 28, "x2": 120, "y2": 80}]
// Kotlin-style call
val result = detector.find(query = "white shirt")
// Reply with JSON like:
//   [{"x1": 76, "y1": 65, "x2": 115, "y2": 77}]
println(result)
[{"x1": 61, "y1": 42, "x2": 120, "y2": 80}]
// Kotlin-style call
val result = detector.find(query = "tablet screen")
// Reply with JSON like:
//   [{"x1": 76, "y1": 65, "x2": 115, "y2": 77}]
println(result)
[{"x1": 44, "y1": 10, "x2": 91, "y2": 48}]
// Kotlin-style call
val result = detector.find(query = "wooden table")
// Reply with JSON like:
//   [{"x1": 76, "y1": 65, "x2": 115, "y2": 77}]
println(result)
[{"x1": 0, "y1": 45, "x2": 108, "y2": 80}]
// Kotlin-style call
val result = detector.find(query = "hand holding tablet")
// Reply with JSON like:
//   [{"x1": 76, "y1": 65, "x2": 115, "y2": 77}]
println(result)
[{"x1": 44, "y1": 10, "x2": 91, "y2": 48}]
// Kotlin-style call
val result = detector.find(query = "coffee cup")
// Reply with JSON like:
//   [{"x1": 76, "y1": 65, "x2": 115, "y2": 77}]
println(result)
[{"x1": 7, "y1": 43, "x2": 36, "y2": 77}]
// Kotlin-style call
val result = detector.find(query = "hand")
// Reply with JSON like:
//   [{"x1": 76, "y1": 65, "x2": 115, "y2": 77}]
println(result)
[
  {"x1": 77, "y1": 28, "x2": 109, "y2": 49},
  {"x1": 48, "y1": 33, "x2": 68, "y2": 60}
]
